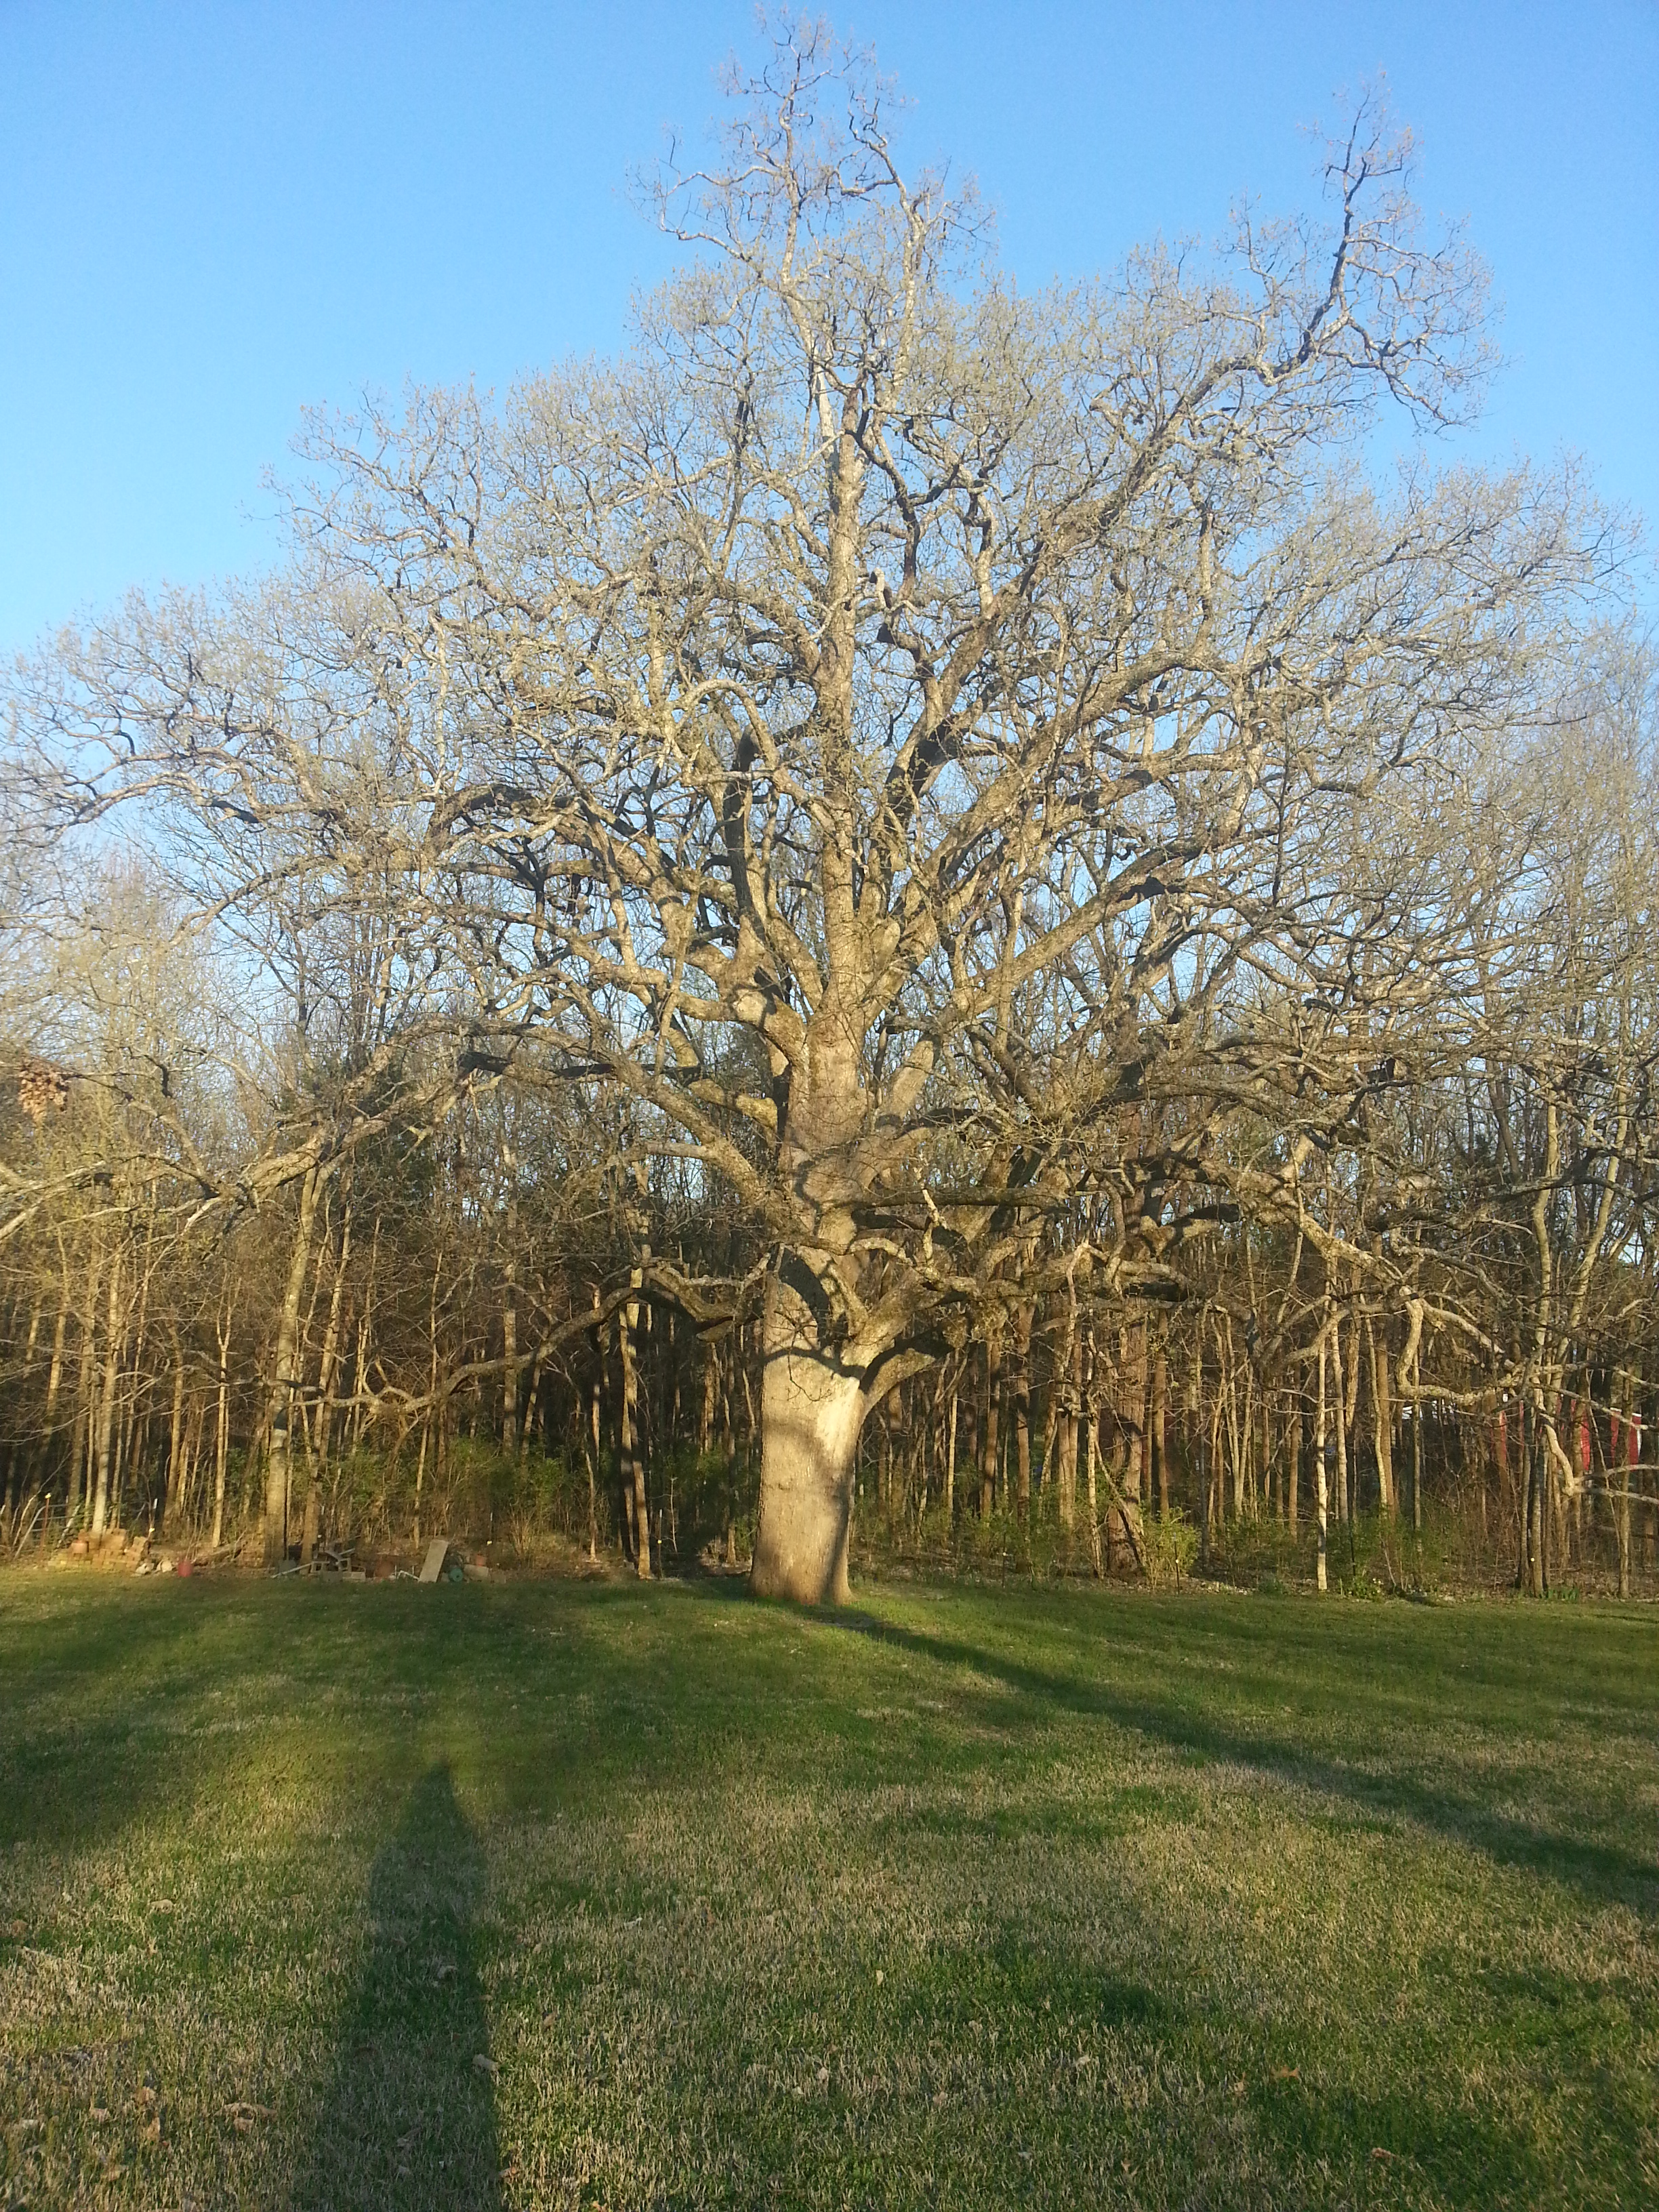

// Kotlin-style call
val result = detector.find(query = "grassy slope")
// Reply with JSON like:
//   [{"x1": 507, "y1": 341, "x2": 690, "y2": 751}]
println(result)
[{"x1": 0, "y1": 1572, "x2": 1654, "y2": 2210}]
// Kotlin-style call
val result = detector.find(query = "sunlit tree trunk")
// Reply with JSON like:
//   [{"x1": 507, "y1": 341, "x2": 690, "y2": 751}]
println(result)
[
  {"x1": 1057, "y1": 1331, "x2": 1079, "y2": 1530},
  {"x1": 621, "y1": 1286, "x2": 651, "y2": 1580},
  {"x1": 264, "y1": 1162, "x2": 323, "y2": 1570},
  {"x1": 163, "y1": 1350, "x2": 185, "y2": 1532},
  {"x1": 1083, "y1": 1332, "x2": 1102, "y2": 1574},
  {"x1": 211, "y1": 1294, "x2": 232, "y2": 1549},
  {"x1": 945, "y1": 1370, "x2": 958, "y2": 1522},
  {"x1": 1370, "y1": 1318, "x2": 1395, "y2": 1515},
  {"x1": 43, "y1": 1258, "x2": 68, "y2": 1441},
  {"x1": 750, "y1": 1262, "x2": 864, "y2": 1603},
  {"x1": 1012, "y1": 1303, "x2": 1033, "y2": 1523},
  {"x1": 500, "y1": 1242, "x2": 519, "y2": 1458},
  {"x1": 91, "y1": 1243, "x2": 123, "y2": 1536},
  {"x1": 66, "y1": 1236, "x2": 102, "y2": 1532},
  {"x1": 1315, "y1": 1327, "x2": 1330, "y2": 1594},
  {"x1": 1330, "y1": 1314, "x2": 1349, "y2": 1532}
]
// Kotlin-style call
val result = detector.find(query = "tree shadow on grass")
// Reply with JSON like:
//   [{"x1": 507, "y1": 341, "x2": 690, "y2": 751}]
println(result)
[
  {"x1": 289, "y1": 1763, "x2": 501, "y2": 2211},
  {"x1": 806, "y1": 1603, "x2": 1659, "y2": 1917}
]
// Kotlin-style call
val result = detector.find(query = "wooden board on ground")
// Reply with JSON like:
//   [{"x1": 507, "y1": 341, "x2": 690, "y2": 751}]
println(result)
[{"x1": 417, "y1": 1538, "x2": 449, "y2": 1584}]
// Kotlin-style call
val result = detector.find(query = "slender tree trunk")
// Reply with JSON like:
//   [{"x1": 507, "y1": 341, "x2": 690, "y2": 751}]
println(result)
[
  {"x1": 1287, "y1": 1387, "x2": 1300, "y2": 1531},
  {"x1": 1616, "y1": 1387, "x2": 1634, "y2": 1598},
  {"x1": 179, "y1": 1399, "x2": 203, "y2": 1531},
  {"x1": 587, "y1": 1363, "x2": 601, "y2": 1563},
  {"x1": 163, "y1": 1353, "x2": 185, "y2": 1532},
  {"x1": 66, "y1": 1237, "x2": 102, "y2": 1531},
  {"x1": 91, "y1": 1244, "x2": 123, "y2": 1536},
  {"x1": 43, "y1": 1289, "x2": 68, "y2": 1437},
  {"x1": 699, "y1": 1345, "x2": 716, "y2": 1458},
  {"x1": 621, "y1": 1288, "x2": 651, "y2": 1581},
  {"x1": 350, "y1": 1214, "x2": 382, "y2": 1451},
  {"x1": 312, "y1": 1202, "x2": 352, "y2": 1482},
  {"x1": 519, "y1": 1345, "x2": 545, "y2": 1471},
  {"x1": 501, "y1": 1248, "x2": 519, "y2": 1457},
  {"x1": 264, "y1": 1163, "x2": 323, "y2": 1570},
  {"x1": 1343, "y1": 1309, "x2": 1361, "y2": 1517},
  {"x1": 1525, "y1": 1397, "x2": 1545, "y2": 1597},
  {"x1": 1370, "y1": 1318, "x2": 1395, "y2": 1515},
  {"x1": 1330, "y1": 1315, "x2": 1349, "y2": 1532},
  {"x1": 981, "y1": 1334, "x2": 1002, "y2": 1523},
  {"x1": 1057, "y1": 1332, "x2": 1079, "y2": 1530},
  {"x1": 412, "y1": 1420, "x2": 428, "y2": 1549},
  {"x1": 211, "y1": 1301, "x2": 231, "y2": 1549},
  {"x1": 1411, "y1": 1348, "x2": 1422, "y2": 1534},
  {"x1": 1315, "y1": 1328, "x2": 1330, "y2": 1594},
  {"x1": 945, "y1": 1378, "x2": 957, "y2": 1522},
  {"x1": 300, "y1": 1452, "x2": 323, "y2": 1564},
  {"x1": 1083, "y1": 1336, "x2": 1102, "y2": 1575},
  {"x1": 1122, "y1": 1326, "x2": 1148, "y2": 1510},
  {"x1": 1012, "y1": 1305, "x2": 1033, "y2": 1523}
]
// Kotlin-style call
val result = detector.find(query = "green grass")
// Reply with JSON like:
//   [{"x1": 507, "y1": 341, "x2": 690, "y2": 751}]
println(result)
[{"x1": 1, "y1": 1570, "x2": 1655, "y2": 2209}]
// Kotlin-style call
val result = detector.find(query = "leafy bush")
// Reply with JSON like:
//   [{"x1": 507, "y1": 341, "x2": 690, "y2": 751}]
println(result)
[{"x1": 1140, "y1": 1509, "x2": 1199, "y2": 1588}]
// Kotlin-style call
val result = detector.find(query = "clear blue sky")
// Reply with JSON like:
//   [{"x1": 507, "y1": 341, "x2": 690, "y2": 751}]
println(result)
[{"x1": 3, "y1": 1, "x2": 1654, "y2": 659}]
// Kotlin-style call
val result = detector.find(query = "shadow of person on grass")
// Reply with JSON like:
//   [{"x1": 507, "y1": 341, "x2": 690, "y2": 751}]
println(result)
[{"x1": 290, "y1": 1763, "x2": 502, "y2": 2211}]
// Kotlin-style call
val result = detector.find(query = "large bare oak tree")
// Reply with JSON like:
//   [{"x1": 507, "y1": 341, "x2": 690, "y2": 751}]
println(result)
[{"x1": 14, "y1": 20, "x2": 1616, "y2": 1600}]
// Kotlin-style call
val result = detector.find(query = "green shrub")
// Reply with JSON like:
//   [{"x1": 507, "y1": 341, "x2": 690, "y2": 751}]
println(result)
[{"x1": 1139, "y1": 1509, "x2": 1198, "y2": 1588}]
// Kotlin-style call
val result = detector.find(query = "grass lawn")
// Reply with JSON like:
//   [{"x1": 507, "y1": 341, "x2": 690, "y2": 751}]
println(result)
[{"x1": 1, "y1": 1570, "x2": 1655, "y2": 2209}]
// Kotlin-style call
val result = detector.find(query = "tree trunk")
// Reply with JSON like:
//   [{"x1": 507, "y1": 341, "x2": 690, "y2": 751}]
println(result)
[
  {"x1": 980, "y1": 1333, "x2": 1002, "y2": 1522},
  {"x1": 1287, "y1": 1388, "x2": 1300, "y2": 1531},
  {"x1": 945, "y1": 1378, "x2": 958, "y2": 1521},
  {"x1": 621, "y1": 1288, "x2": 651, "y2": 1580},
  {"x1": 163, "y1": 1353, "x2": 185, "y2": 1532},
  {"x1": 519, "y1": 1345, "x2": 544, "y2": 1471},
  {"x1": 43, "y1": 1284, "x2": 68, "y2": 1437},
  {"x1": 1370, "y1": 1318, "x2": 1395, "y2": 1515},
  {"x1": 1410, "y1": 1349, "x2": 1422, "y2": 1534},
  {"x1": 501, "y1": 1248, "x2": 519, "y2": 1457},
  {"x1": 1330, "y1": 1314, "x2": 1349, "y2": 1530},
  {"x1": 350, "y1": 1214, "x2": 382, "y2": 1452},
  {"x1": 179, "y1": 1398, "x2": 203, "y2": 1530},
  {"x1": 1315, "y1": 1328, "x2": 1330, "y2": 1594},
  {"x1": 264, "y1": 1163, "x2": 323, "y2": 1570},
  {"x1": 1057, "y1": 1332, "x2": 1079, "y2": 1530},
  {"x1": 699, "y1": 1345, "x2": 716, "y2": 1458},
  {"x1": 211, "y1": 1303, "x2": 231, "y2": 1550},
  {"x1": 1083, "y1": 1337, "x2": 1102, "y2": 1575},
  {"x1": 1012, "y1": 1304, "x2": 1033, "y2": 1523},
  {"x1": 91, "y1": 1244, "x2": 123, "y2": 1536},
  {"x1": 584, "y1": 1363, "x2": 601, "y2": 1562},
  {"x1": 1122, "y1": 1326, "x2": 1148, "y2": 1509},
  {"x1": 750, "y1": 1261, "x2": 866, "y2": 1605},
  {"x1": 301, "y1": 1459, "x2": 323, "y2": 1563},
  {"x1": 1525, "y1": 1397, "x2": 1545, "y2": 1597},
  {"x1": 66, "y1": 1237, "x2": 102, "y2": 1532},
  {"x1": 312, "y1": 1201, "x2": 352, "y2": 1482}
]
